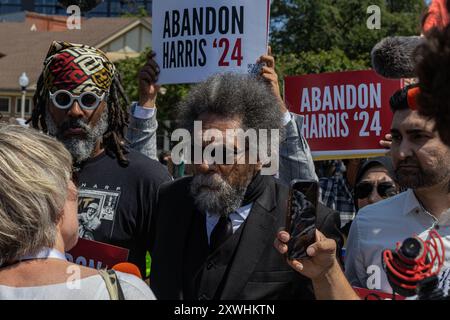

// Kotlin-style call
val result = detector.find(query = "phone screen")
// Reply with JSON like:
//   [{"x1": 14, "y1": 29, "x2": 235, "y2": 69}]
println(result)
[{"x1": 286, "y1": 180, "x2": 318, "y2": 260}]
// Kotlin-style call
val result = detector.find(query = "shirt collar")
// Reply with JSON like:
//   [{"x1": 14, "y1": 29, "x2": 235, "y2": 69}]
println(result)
[
  {"x1": 402, "y1": 190, "x2": 450, "y2": 227},
  {"x1": 402, "y1": 189, "x2": 423, "y2": 216},
  {"x1": 206, "y1": 203, "x2": 253, "y2": 220},
  {"x1": 234, "y1": 203, "x2": 253, "y2": 220}
]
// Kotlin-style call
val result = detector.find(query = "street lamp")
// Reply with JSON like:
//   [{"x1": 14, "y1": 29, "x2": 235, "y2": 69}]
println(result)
[{"x1": 18, "y1": 72, "x2": 29, "y2": 120}]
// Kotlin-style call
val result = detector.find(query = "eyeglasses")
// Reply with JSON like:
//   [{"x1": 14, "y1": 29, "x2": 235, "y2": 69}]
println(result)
[
  {"x1": 189, "y1": 143, "x2": 248, "y2": 164},
  {"x1": 354, "y1": 181, "x2": 398, "y2": 199},
  {"x1": 49, "y1": 90, "x2": 107, "y2": 110}
]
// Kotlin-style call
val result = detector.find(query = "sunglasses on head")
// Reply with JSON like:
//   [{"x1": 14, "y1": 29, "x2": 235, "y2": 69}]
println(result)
[
  {"x1": 355, "y1": 181, "x2": 398, "y2": 199},
  {"x1": 49, "y1": 90, "x2": 107, "y2": 110}
]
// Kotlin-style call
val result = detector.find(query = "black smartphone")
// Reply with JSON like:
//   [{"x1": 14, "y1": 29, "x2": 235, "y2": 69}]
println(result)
[{"x1": 285, "y1": 179, "x2": 318, "y2": 260}]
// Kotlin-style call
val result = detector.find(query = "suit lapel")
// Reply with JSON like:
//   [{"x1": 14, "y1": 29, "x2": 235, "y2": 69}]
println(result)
[{"x1": 219, "y1": 178, "x2": 279, "y2": 299}]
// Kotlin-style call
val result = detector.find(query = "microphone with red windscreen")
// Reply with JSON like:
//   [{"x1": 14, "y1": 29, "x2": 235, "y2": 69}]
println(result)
[{"x1": 112, "y1": 262, "x2": 142, "y2": 279}]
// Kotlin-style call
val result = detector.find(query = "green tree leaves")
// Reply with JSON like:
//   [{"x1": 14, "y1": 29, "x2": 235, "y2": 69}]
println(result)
[
  {"x1": 270, "y1": 0, "x2": 425, "y2": 76},
  {"x1": 270, "y1": 0, "x2": 424, "y2": 57}
]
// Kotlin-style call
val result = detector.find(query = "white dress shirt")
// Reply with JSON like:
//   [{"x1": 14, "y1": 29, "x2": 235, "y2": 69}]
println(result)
[
  {"x1": 282, "y1": 111, "x2": 292, "y2": 126},
  {"x1": 206, "y1": 203, "x2": 253, "y2": 245},
  {"x1": 345, "y1": 189, "x2": 450, "y2": 293}
]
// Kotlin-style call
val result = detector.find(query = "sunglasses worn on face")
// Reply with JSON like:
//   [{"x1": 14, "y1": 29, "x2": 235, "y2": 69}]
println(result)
[
  {"x1": 355, "y1": 181, "x2": 398, "y2": 199},
  {"x1": 49, "y1": 90, "x2": 107, "y2": 110}
]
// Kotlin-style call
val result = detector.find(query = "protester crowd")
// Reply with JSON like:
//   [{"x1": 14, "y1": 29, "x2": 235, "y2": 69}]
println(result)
[{"x1": 1, "y1": 3, "x2": 450, "y2": 301}]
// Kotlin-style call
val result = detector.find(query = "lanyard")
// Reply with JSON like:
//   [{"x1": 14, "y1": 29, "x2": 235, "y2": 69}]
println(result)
[{"x1": 20, "y1": 247, "x2": 67, "y2": 262}]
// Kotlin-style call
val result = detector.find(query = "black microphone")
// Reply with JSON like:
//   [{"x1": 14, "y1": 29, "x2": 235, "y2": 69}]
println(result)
[
  {"x1": 58, "y1": 0, "x2": 103, "y2": 12},
  {"x1": 417, "y1": 275, "x2": 446, "y2": 300},
  {"x1": 371, "y1": 36, "x2": 424, "y2": 79}
]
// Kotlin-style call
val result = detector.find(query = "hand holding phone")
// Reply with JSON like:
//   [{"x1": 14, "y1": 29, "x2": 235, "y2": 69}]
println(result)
[{"x1": 286, "y1": 180, "x2": 318, "y2": 260}]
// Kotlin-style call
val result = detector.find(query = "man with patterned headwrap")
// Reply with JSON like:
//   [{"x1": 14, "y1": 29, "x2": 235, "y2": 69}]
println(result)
[{"x1": 30, "y1": 41, "x2": 171, "y2": 276}]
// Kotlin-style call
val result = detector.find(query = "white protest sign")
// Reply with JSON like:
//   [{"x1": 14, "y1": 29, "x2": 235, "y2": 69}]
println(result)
[{"x1": 152, "y1": 0, "x2": 271, "y2": 85}]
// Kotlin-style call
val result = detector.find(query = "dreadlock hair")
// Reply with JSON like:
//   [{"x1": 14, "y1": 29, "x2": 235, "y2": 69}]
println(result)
[{"x1": 30, "y1": 71, "x2": 131, "y2": 167}]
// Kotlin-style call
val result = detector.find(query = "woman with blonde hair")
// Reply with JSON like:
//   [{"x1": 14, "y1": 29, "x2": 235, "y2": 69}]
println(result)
[{"x1": 0, "y1": 125, "x2": 155, "y2": 300}]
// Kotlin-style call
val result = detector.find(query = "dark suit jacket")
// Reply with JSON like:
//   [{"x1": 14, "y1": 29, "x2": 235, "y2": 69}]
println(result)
[{"x1": 150, "y1": 176, "x2": 343, "y2": 300}]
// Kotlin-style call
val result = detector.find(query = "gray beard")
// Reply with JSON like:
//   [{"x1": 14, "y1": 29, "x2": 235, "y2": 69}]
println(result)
[
  {"x1": 45, "y1": 110, "x2": 109, "y2": 165},
  {"x1": 190, "y1": 173, "x2": 247, "y2": 217}
]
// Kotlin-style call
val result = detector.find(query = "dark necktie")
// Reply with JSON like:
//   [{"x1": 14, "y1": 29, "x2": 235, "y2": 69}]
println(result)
[{"x1": 210, "y1": 215, "x2": 233, "y2": 252}]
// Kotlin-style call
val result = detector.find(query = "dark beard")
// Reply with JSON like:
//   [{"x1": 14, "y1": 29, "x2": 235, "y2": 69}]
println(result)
[
  {"x1": 45, "y1": 109, "x2": 108, "y2": 166},
  {"x1": 395, "y1": 156, "x2": 450, "y2": 189},
  {"x1": 190, "y1": 173, "x2": 249, "y2": 217}
]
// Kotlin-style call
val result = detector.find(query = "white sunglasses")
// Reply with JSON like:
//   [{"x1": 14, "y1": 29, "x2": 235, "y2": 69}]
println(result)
[{"x1": 49, "y1": 90, "x2": 107, "y2": 110}]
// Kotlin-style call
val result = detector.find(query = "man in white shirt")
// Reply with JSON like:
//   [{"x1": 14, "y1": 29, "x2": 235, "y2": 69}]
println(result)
[{"x1": 345, "y1": 84, "x2": 450, "y2": 293}]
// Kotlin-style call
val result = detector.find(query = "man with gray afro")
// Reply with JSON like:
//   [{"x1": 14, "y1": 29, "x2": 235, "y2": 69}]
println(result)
[{"x1": 150, "y1": 72, "x2": 342, "y2": 300}]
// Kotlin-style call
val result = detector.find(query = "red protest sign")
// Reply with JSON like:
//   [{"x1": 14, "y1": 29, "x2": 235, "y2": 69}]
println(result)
[
  {"x1": 66, "y1": 238, "x2": 129, "y2": 270},
  {"x1": 285, "y1": 70, "x2": 403, "y2": 160}
]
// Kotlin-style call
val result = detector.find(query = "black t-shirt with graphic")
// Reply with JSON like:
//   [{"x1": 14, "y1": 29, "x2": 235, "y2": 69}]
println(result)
[{"x1": 76, "y1": 149, "x2": 171, "y2": 276}]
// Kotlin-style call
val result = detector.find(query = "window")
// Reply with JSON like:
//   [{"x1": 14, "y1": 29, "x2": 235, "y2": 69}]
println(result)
[
  {"x1": 35, "y1": 0, "x2": 56, "y2": 4},
  {"x1": 0, "y1": 0, "x2": 21, "y2": 15},
  {"x1": 0, "y1": 97, "x2": 10, "y2": 113},
  {"x1": 35, "y1": 0, "x2": 58, "y2": 14},
  {"x1": 16, "y1": 98, "x2": 32, "y2": 115}
]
